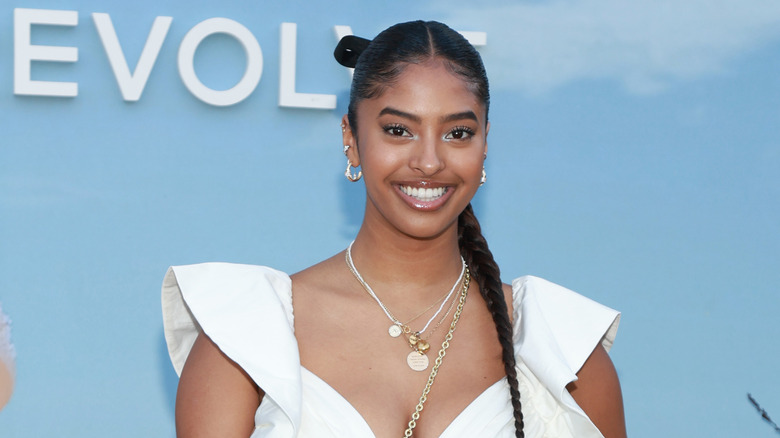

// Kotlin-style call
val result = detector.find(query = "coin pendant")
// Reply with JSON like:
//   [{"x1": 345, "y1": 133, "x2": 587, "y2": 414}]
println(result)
[
  {"x1": 388, "y1": 325, "x2": 402, "y2": 338},
  {"x1": 406, "y1": 351, "x2": 429, "y2": 371}
]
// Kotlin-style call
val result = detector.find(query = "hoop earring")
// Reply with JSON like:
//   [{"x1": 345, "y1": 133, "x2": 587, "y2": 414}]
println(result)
[
  {"x1": 345, "y1": 160, "x2": 362, "y2": 182},
  {"x1": 480, "y1": 166, "x2": 487, "y2": 186}
]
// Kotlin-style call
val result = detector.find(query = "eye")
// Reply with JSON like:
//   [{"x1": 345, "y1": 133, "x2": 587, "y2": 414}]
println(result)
[
  {"x1": 444, "y1": 126, "x2": 475, "y2": 141},
  {"x1": 383, "y1": 124, "x2": 412, "y2": 137}
]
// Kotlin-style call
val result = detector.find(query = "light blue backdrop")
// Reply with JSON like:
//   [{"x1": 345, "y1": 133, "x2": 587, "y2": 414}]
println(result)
[{"x1": 1, "y1": 1, "x2": 779, "y2": 436}]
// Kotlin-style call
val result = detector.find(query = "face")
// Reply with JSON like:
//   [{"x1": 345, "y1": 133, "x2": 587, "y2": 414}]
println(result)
[{"x1": 343, "y1": 59, "x2": 489, "y2": 240}]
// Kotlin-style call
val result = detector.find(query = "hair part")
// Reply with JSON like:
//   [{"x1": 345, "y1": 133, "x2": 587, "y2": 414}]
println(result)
[{"x1": 346, "y1": 21, "x2": 490, "y2": 134}]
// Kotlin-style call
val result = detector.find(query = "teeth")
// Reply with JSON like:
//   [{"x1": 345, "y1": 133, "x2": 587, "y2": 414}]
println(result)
[{"x1": 401, "y1": 185, "x2": 446, "y2": 202}]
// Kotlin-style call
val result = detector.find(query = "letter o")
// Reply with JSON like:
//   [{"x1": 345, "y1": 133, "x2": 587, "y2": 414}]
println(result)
[{"x1": 178, "y1": 18, "x2": 262, "y2": 106}]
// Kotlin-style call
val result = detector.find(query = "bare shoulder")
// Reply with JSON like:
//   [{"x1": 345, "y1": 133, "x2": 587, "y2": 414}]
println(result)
[
  {"x1": 289, "y1": 251, "x2": 355, "y2": 339},
  {"x1": 567, "y1": 345, "x2": 627, "y2": 438},
  {"x1": 176, "y1": 332, "x2": 261, "y2": 438},
  {"x1": 290, "y1": 251, "x2": 346, "y2": 289}
]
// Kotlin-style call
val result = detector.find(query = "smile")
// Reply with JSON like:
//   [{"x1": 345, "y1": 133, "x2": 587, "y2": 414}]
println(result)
[{"x1": 399, "y1": 185, "x2": 448, "y2": 202}]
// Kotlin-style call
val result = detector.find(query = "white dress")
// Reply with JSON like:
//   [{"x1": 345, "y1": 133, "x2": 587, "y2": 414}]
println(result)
[{"x1": 162, "y1": 263, "x2": 620, "y2": 437}]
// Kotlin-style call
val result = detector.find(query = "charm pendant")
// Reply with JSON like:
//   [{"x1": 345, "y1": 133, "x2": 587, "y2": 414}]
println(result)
[
  {"x1": 415, "y1": 339, "x2": 430, "y2": 354},
  {"x1": 388, "y1": 325, "x2": 402, "y2": 338},
  {"x1": 406, "y1": 351, "x2": 429, "y2": 371}
]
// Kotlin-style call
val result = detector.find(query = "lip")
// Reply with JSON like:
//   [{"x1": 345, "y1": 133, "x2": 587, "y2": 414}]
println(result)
[{"x1": 394, "y1": 182, "x2": 454, "y2": 211}]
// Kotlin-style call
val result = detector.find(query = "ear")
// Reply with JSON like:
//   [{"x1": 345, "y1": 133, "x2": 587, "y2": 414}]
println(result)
[
  {"x1": 341, "y1": 114, "x2": 360, "y2": 166},
  {"x1": 483, "y1": 121, "x2": 490, "y2": 158}
]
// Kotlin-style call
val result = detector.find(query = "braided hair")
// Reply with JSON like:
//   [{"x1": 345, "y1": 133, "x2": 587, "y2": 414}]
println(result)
[
  {"x1": 458, "y1": 203, "x2": 524, "y2": 436},
  {"x1": 335, "y1": 21, "x2": 524, "y2": 437}
]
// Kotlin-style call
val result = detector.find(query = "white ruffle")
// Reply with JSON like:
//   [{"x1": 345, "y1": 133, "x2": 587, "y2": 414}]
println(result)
[
  {"x1": 163, "y1": 264, "x2": 620, "y2": 437},
  {"x1": 512, "y1": 276, "x2": 621, "y2": 437},
  {"x1": 163, "y1": 263, "x2": 301, "y2": 437}
]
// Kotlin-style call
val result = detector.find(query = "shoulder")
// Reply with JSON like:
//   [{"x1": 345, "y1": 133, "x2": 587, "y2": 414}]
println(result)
[
  {"x1": 567, "y1": 345, "x2": 626, "y2": 437},
  {"x1": 510, "y1": 275, "x2": 620, "y2": 361},
  {"x1": 508, "y1": 275, "x2": 625, "y2": 436},
  {"x1": 162, "y1": 262, "x2": 305, "y2": 434},
  {"x1": 162, "y1": 262, "x2": 295, "y2": 377},
  {"x1": 290, "y1": 251, "x2": 354, "y2": 306},
  {"x1": 290, "y1": 252, "x2": 347, "y2": 287}
]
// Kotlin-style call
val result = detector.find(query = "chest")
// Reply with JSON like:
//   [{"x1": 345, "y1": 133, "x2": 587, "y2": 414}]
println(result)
[{"x1": 294, "y1": 288, "x2": 507, "y2": 438}]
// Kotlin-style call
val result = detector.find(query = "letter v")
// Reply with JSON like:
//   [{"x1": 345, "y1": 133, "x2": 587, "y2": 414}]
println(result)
[{"x1": 93, "y1": 13, "x2": 172, "y2": 101}]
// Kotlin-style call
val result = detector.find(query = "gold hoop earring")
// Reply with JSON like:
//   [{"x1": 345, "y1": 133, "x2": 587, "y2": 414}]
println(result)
[
  {"x1": 480, "y1": 166, "x2": 487, "y2": 186},
  {"x1": 345, "y1": 159, "x2": 362, "y2": 182}
]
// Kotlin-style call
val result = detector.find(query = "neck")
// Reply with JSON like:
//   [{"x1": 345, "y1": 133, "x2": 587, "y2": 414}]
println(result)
[{"x1": 348, "y1": 223, "x2": 464, "y2": 302}]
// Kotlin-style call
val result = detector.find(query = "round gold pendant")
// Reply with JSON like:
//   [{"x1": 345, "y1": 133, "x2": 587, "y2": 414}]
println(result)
[
  {"x1": 388, "y1": 325, "x2": 402, "y2": 338},
  {"x1": 406, "y1": 351, "x2": 429, "y2": 371}
]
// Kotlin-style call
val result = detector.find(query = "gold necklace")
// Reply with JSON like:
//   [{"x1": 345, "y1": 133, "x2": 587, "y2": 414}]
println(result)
[
  {"x1": 345, "y1": 241, "x2": 466, "y2": 371},
  {"x1": 404, "y1": 268, "x2": 470, "y2": 437},
  {"x1": 404, "y1": 280, "x2": 459, "y2": 359},
  {"x1": 399, "y1": 284, "x2": 454, "y2": 330}
]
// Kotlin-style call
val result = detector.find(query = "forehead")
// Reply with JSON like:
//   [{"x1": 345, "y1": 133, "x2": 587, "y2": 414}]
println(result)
[{"x1": 358, "y1": 60, "x2": 486, "y2": 122}]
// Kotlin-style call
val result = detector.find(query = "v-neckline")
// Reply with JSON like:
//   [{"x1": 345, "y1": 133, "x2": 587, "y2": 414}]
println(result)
[{"x1": 300, "y1": 366, "x2": 508, "y2": 437}]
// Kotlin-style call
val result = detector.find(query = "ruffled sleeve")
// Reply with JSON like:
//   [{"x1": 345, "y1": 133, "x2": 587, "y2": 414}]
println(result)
[
  {"x1": 162, "y1": 263, "x2": 301, "y2": 437},
  {"x1": 512, "y1": 275, "x2": 620, "y2": 436}
]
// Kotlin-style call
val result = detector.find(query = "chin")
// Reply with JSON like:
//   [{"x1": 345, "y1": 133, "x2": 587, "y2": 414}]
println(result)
[{"x1": 393, "y1": 217, "x2": 460, "y2": 241}]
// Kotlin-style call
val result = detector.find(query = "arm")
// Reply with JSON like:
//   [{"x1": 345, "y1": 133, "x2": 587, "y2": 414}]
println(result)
[
  {"x1": 176, "y1": 332, "x2": 263, "y2": 438},
  {"x1": 567, "y1": 344, "x2": 627, "y2": 438}
]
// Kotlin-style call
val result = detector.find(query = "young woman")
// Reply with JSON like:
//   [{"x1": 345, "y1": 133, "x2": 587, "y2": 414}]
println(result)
[{"x1": 163, "y1": 20, "x2": 625, "y2": 438}]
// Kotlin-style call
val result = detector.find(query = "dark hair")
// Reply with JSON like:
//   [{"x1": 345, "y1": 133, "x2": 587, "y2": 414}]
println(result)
[
  {"x1": 336, "y1": 21, "x2": 490, "y2": 134},
  {"x1": 335, "y1": 21, "x2": 524, "y2": 437}
]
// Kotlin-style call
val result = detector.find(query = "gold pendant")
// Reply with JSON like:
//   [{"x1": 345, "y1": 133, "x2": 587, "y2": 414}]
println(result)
[{"x1": 406, "y1": 351, "x2": 429, "y2": 371}]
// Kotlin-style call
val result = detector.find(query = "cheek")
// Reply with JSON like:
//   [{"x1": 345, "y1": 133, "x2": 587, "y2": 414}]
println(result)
[
  {"x1": 357, "y1": 141, "x2": 403, "y2": 174},
  {"x1": 458, "y1": 152, "x2": 486, "y2": 180}
]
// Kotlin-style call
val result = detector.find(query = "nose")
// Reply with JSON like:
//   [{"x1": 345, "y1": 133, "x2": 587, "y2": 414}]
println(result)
[{"x1": 409, "y1": 136, "x2": 444, "y2": 176}]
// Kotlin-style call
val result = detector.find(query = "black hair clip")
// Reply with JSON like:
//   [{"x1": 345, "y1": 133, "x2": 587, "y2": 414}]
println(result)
[{"x1": 334, "y1": 35, "x2": 371, "y2": 68}]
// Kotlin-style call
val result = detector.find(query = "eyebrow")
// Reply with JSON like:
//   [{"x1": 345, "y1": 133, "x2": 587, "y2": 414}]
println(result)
[
  {"x1": 441, "y1": 111, "x2": 478, "y2": 124},
  {"x1": 378, "y1": 107, "x2": 479, "y2": 124},
  {"x1": 378, "y1": 107, "x2": 421, "y2": 123}
]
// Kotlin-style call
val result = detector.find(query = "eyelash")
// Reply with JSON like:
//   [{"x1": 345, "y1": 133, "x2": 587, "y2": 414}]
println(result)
[
  {"x1": 446, "y1": 126, "x2": 475, "y2": 140},
  {"x1": 382, "y1": 124, "x2": 476, "y2": 140},
  {"x1": 383, "y1": 123, "x2": 411, "y2": 137}
]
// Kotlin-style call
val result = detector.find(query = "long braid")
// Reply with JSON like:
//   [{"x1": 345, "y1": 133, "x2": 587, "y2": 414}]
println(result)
[{"x1": 458, "y1": 203, "x2": 525, "y2": 437}]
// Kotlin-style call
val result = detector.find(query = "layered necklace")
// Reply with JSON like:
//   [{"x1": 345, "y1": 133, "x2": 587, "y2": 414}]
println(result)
[
  {"x1": 345, "y1": 241, "x2": 466, "y2": 372},
  {"x1": 344, "y1": 241, "x2": 472, "y2": 437}
]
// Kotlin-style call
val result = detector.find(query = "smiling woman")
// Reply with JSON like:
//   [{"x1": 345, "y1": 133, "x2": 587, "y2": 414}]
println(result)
[{"x1": 162, "y1": 20, "x2": 625, "y2": 438}]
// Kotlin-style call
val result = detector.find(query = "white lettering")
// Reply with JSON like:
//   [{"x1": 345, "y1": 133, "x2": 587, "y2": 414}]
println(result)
[
  {"x1": 14, "y1": 8, "x2": 79, "y2": 97},
  {"x1": 278, "y1": 22, "x2": 337, "y2": 109},
  {"x1": 93, "y1": 13, "x2": 172, "y2": 101},
  {"x1": 178, "y1": 17, "x2": 263, "y2": 107},
  {"x1": 10, "y1": 10, "x2": 486, "y2": 108},
  {"x1": 459, "y1": 31, "x2": 487, "y2": 47}
]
